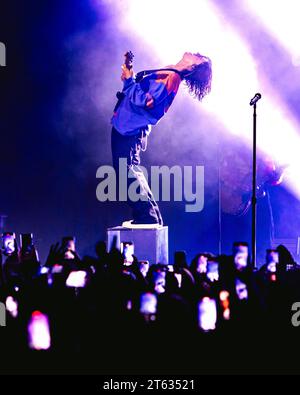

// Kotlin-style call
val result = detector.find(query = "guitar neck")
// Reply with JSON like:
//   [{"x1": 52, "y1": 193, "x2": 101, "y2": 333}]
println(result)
[{"x1": 124, "y1": 51, "x2": 134, "y2": 70}]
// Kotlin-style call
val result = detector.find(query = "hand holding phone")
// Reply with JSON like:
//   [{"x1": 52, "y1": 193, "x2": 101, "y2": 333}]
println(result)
[
  {"x1": 2, "y1": 232, "x2": 16, "y2": 255},
  {"x1": 66, "y1": 270, "x2": 87, "y2": 288},
  {"x1": 121, "y1": 242, "x2": 134, "y2": 266},
  {"x1": 139, "y1": 260, "x2": 150, "y2": 277},
  {"x1": 27, "y1": 311, "x2": 51, "y2": 351},
  {"x1": 198, "y1": 297, "x2": 217, "y2": 331},
  {"x1": 233, "y1": 243, "x2": 249, "y2": 270},
  {"x1": 207, "y1": 261, "x2": 219, "y2": 282},
  {"x1": 174, "y1": 272, "x2": 182, "y2": 288},
  {"x1": 140, "y1": 292, "x2": 157, "y2": 315},
  {"x1": 62, "y1": 236, "x2": 76, "y2": 260},
  {"x1": 235, "y1": 278, "x2": 248, "y2": 300},
  {"x1": 20, "y1": 233, "x2": 39, "y2": 263}
]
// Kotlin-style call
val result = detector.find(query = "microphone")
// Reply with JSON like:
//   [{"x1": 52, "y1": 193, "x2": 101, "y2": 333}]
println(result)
[{"x1": 249, "y1": 93, "x2": 262, "y2": 106}]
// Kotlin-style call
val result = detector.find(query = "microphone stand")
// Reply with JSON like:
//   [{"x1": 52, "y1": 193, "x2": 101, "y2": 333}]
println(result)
[
  {"x1": 218, "y1": 139, "x2": 222, "y2": 255},
  {"x1": 250, "y1": 93, "x2": 261, "y2": 269},
  {"x1": 251, "y1": 102, "x2": 257, "y2": 269}
]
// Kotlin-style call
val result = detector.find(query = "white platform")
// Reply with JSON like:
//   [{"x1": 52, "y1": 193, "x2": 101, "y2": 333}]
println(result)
[{"x1": 107, "y1": 225, "x2": 168, "y2": 265}]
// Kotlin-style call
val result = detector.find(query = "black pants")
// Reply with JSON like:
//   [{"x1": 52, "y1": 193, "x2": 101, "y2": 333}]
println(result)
[{"x1": 111, "y1": 127, "x2": 163, "y2": 225}]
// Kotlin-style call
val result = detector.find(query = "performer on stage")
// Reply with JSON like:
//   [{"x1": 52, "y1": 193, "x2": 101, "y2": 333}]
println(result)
[{"x1": 111, "y1": 52, "x2": 212, "y2": 227}]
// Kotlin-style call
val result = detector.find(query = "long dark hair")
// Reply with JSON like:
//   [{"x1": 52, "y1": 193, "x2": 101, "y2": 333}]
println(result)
[{"x1": 182, "y1": 56, "x2": 212, "y2": 101}]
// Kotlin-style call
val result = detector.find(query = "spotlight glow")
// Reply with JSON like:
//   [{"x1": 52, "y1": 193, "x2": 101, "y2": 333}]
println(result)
[
  {"x1": 123, "y1": 0, "x2": 260, "y2": 137},
  {"x1": 244, "y1": 0, "x2": 300, "y2": 66},
  {"x1": 119, "y1": 0, "x2": 300, "y2": 199},
  {"x1": 97, "y1": 0, "x2": 300, "y2": 200}
]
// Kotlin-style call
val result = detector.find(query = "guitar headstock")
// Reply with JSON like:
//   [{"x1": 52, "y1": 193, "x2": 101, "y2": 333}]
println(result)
[{"x1": 124, "y1": 51, "x2": 134, "y2": 70}]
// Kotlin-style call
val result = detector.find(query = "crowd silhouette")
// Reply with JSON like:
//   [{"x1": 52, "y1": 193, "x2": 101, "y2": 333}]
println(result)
[{"x1": 1, "y1": 233, "x2": 300, "y2": 374}]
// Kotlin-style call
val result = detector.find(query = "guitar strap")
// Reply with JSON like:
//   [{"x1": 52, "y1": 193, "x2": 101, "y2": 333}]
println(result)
[
  {"x1": 135, "y1": 68, "x2": 183, "y2": 82},
  {"x1": 114, "y1": 68, "x2": 183, "y2": 112},
  {"x1": 137, "y1": 68, "x2": 183, "y2": 152}
]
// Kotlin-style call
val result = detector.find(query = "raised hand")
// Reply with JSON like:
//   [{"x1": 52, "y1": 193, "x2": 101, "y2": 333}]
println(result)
[
  {"x1": 45, "y1": 242, "x2": 64, "y2": 267},
  {"x1": 121, "y1": 64, "x2": 134, "y2": 81}
]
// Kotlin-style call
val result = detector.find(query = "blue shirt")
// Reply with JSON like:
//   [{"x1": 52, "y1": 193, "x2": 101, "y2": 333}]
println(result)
[{"x1": 111, "y1": 71, "x2": 182, "y2": 136}]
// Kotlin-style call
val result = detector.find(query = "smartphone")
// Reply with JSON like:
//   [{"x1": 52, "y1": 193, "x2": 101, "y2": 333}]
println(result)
[
  {"x1": 234, "y1": 252, "x2": 248, "y2": 270},
  {"x1": 21, "y1": 233, "x2": 37, "y2": 259},
  {"x1": 266, "y1": 249, "x2": 279, "y2": 264},
  {"x1": 153, "y1": 270, "x2": 166, "y2": 294},
  {"x1": 20, "y1": 233, "x2": 33, "y2": 251},
  {"x1": 2, "y1": 232, "x2": 16, "y2": 255},
  {"x1": 5, "y1": 296, "x2": 18, "y2": 318},
  {"x1": 62, "y1": 236, "x2": 76, "y2": 260},
  {"x1": 207, "y1": 261, "x2": 219, "y2": 282},
  {"x1": 121, "y1": 241, "x2": 134, "y2": 266},
  {"x1": 198, "y1": 297, "x2": 217, "y2": 331},
  {"x1": 66, "y1": 270, "x2": 87, "y2": 288},
  {"x1": 27, "y1": 311, "x2": 51, "y2": 351},
  {"x1": 266, "y1": 249, "x2": 279, "y2": 273},
  {"x1": 51, "y1": 264, "x2": 64, "y2": 274},
  {"x1": 174, "y1": 272, "x2": 182, "y2": 288},
  {"x1": 235, "y1": 278, "x2": 248, "y2": 300},
  {"x1": 233, "y1": 243, "x2": 249, "y2": 270},
  {"x1": 138, "y1": 260, "x2": 150, "y2": 277},
  {"x1": 62, "y1": 236, "x2": 76, "y2": 251},
  {"x1": 140, "y1": 292, "x2": 157, "y2": 315}
]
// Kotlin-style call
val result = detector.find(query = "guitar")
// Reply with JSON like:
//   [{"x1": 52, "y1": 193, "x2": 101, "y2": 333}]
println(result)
[
  {"x1": 115, "y1": 51, "x2": 134, "y2": 106},
  {"x1": 124, "y1": 50, "x2": 134, "y2": 70}
]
